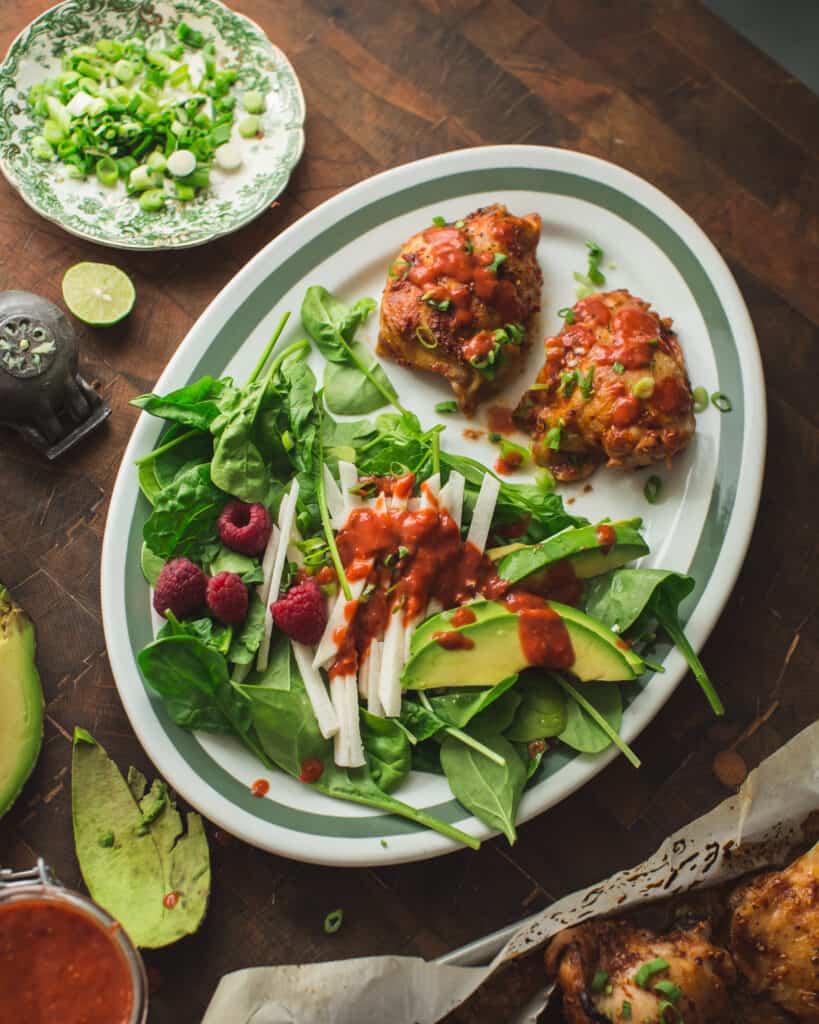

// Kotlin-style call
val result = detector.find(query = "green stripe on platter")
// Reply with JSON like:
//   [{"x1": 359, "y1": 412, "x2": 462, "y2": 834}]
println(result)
[{"x1": 125, "y1": 166, "x2": 744, "y2": 838}]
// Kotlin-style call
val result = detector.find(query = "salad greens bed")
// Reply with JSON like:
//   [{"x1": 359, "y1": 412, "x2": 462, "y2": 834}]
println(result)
[{"x1": 131, "y1": 286, "x2": 721, "y2": 850}]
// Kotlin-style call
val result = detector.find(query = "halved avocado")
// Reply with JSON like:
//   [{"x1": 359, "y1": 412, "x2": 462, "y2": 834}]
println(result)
[
  {"x1": 0, "y1": 585, "x2": 44, "y2": 818},
  {"x1": 493, "y1": 520, "x2": 648, "y2": 585},
  {"x1": 410, "y1": 598, "x2": 509, "y2": 655},
  {"x1": 401, "y1": 600, "x2": 639, "y2": 690}
]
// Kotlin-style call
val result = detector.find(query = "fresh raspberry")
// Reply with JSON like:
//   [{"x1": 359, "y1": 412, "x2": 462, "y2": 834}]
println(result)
[
  {"x1": 206, "y1": 572, "x2": 249, "y2": 624},
  {"x1": 218, "y1": 500, "x2": 272, "y2": 555},
  {"x1": 153, "y1": 558, "x2": 207, "y2": 620},
  {"x1": 270, "y1": 579, "x2": 326, "y2": 645}
]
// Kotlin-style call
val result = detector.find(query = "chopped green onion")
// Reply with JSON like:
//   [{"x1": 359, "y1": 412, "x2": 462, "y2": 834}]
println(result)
[
  {"x1": 557, "y1": 307, "x2": 575, "y2": 324},
  {"x1": 463, "y1": 239, "x2": 473, "y2": 254},
  {"x1": 238, "y1": 115, "x2": 260, "y2": 138},
  {"x1": 580, "y1": 366, "x2": 595, "y2": 399},
  {"x1": 98, "y1": 830, "x2": 115, "y2": 848},
  {"x1": 388, "y1": 259, "x2": 409, "y2": 278},
  {"x1": 644, "y1": 475, "x2": 662, "y2": 504},
  {"x1": 242, "y1": 89, "x2": 266, "y2": 114},
  {"x1": 635, "y1": 957, "x2": 670, "y2": 989},
  {"x1": 585, "y1": 239, "x2": 606, "y2": 286},
  {"x1": 422, "y1": 292, "x2": 451, "y2": 312},
  {"x1": 621, "y1": 1001, "x2": 632, "y2": 1020},
  {"x1": 435, "y1": 401, "x2": 458, "y2": 414},
  {"x1": 95, "y1": 156, "x2": 118, "y2": 186},
  {"x1": 146, "y1": 150, "x2": 167, "y2": 173},
  {"x1": 488, "y1": 431, "x2": 502, "y2": 444},
  {"x1": 535, "y1": 467, "x2": 554, "y2": 493},
  {"x1": 139, "y1": 188, "x2": 166, "y2": 212},
  {"x1": 432, "y1": 215, "x2": 447, "y2": 226},
  {"x1": 657, "y1": 1000, "x2": 683, "y2": 1023},
  {"x1": 612, "y1": 361, "x2": 625, "y2": 374},
  {"x1": 323, "y1": 908, "x2": 344, "y2": 934},
  {"x1": 31, "y1": 136, "x2": 55, "y2": 161},
  {"x1": 129, "y1": 165, "x2": 156, "y2": 191},
  {"x1": 654, "y1": 980, "x2": 682, "y2": 1003},
  {"x1": 488, "y1": 251, "x2": 507, "y2": 273},
  {"x1": 711, "y1": 390, "x2": 732, "y2": 412},
  {"x1": 95, "y1": 39, "x2": 123, "y2": 61},
  {"x1": 505, "y1": 322, "x2": 524, "y2": 344},
  {"x1": 692, "y1": 385, "x2": 709, "y2": 412},
  {"x1": 42, "y1": 118, "x2": 65, "y2": 144},
  {"x1": 168, "y1": 64, "x2": 190, "y2": 88},
  {"x1": 590, "y1": 970, "x2": 609, "y2": 993},
  {"x1": 544, "y1": 424, "x2": 562, "y2": 450},
  {"x1": 631, "y1": 376, "x2": 655, "y2": 399},
  {"x1": 176, "y1": 21, "x2": 205, "y2": 48},
  {"x1": 561, "y1": 370, "x2": 579, "y2": 398},
  {"x1": 415, "y1": 325, "x2": 437, "y2": 349},
  {"x1": 174, "y1": 181, "x2": 195, "y2": 201}
]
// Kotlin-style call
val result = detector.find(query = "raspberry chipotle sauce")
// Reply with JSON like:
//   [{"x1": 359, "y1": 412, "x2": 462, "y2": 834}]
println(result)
[{"x1": 0, "y1": 892, "x2": 139, "y2": 1023}]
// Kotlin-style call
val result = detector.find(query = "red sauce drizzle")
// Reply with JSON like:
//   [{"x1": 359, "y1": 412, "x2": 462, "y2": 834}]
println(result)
[
  {"x1": 299, "y1": 758, "x2": 324, "y2": 783},
  {"x1": 250, "y1": 778, "x2": 270, "y2": 798},
  {"x1": 433, "y1": 630, "x2": 475, "y2": 651},
  {"x1": 596, "y1": 523, "x2": 617, "y2": 554},
  {"x1": 612, "y1": 395, "x2": 641, "y2": 428},
  {"x1": 574, "y1": 297, "x2": 610, "y2": 326},
  {"x1": 163, "y1": 891, "x2": 179, "y2": 909},
  {"x1": 540, "y1": 560, "x2": 584, "y2": 606},
  {"x1": 450, "y1": 606, "x2": 477, "y2": 627},
  {"x1": 487, "y1": 405, "x2": 516, "y2": 434},
  {"x1": 462, "y1": 330, "x2": 496, "y2": 363},
  {"x1": 495, "y1": 452, "x2": 522, "y2": 475},
  {"x1": 517, "y1": 606, "x2": 574, "y2": 669},
  {"x1": 0, "y1": 899, "x2": 134, "y2": 1023}
]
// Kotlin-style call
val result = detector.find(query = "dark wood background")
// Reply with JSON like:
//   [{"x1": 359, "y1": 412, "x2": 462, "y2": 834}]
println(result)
[{"x1": 1, "y1": 2, "x2": 817, "y2": 1021}]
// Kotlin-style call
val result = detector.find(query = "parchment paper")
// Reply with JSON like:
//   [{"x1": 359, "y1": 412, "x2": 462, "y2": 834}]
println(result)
[{"x1": 202, "y1": 720, "x2": 819, "y2": 1024}]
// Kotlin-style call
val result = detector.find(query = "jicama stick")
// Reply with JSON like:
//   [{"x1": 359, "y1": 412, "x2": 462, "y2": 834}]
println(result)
[
  {"x1": 337, "y1": 461, "x2": 361, "y2": 517},
  {"x1": 332, "y1": 674, "x2": 365, "y2": 767},
  {"x1": 292, "y1": 640, "x2": 339, "y2": 740},
  {"x1": 465, "y1": 472, "x2": 499, "y2": 553},
  {"x1": 312, "y1": 565, "x2": 373, "y2": 670},
  {"x1": 378, "y1": 607, "x2": 406, "y2": 717},
  {"x1": 367, "y1": 641, "x2": 384, "y2": 717},
  {"x1": 256, "y1": 482, "x2": 299, "y2": 672},
  {"x1": 440, "y1": 470, "x2": 465, "y2": 529}
]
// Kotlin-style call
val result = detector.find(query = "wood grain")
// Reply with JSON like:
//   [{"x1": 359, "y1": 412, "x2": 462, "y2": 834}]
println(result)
[{"x1": 0, "y1": 2, "x2": 816, "y2": 1022}]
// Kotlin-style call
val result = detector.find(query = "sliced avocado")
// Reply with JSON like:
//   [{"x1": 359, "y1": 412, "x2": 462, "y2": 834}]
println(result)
[
  {"x1": 0, "y1": 585, "x2": 44, "y2": 818},
  {"x1": 496, "y1": 520, "x2": 649, "y2": 585},
  {"x1": 410, "y1": 599, "x2": 509, "y2": 654},
  {"x1": 402, "y1": 601, "x2": 639, "y2": 690}
]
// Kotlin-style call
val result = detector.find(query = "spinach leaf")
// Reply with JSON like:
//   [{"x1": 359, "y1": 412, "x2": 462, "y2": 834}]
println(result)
[
  {"x1": 400, "y1": 698, "x2": 445, "y2": 742},
  {"x1": 505, "y1": 674, "x2": 567, "y2": 742},
  {"x1": 210, "y1": 396, "x2": 270, "y2": 504},
  {"x1": 138, "y1": 461, "x2": 162, "y2": 504},
  {"x1": 301, "y1": 286, "x2": 399, "y2": 414},
  {"x1": 468, "y1": 691, "x2": 521, "y2": 737},
  {"x1": 360, "y1": 709, "x2": 411, "y2": 793},
  {"x1": 249, "y1": 661, "x2": 479, "y2": 848},
  {"x1": 209, "y1": 547, "x2": 264, "y2": 584},
  {"x1": 440, "y1": 733, "x2": 526, "y2": 844},
  {"x1": 558, "y1": 681, "x2": 622, "y2": 755},
  {"x1": 283, "y1": 358, "x2": 319, "y2": 433},
  {"x1": 143, "y1": 463, "x2": 225, "y2": 563},
  {"x1": 585, "y1": 569, "x2": 723, "y2": 715},
  {"x1": 227, "y1": 592, "x2": 267, "y2": 666},
  {"x1": 324, "y1": 343, "x2": 398, "y2": 415},
  {"x1": 132, "y1": 376, "x2": 238, "y2": 432},
  {"x1": 235, "y1": 629, "x2": 291, "y2": 690},
  {"x1": 412, "y1": 740, "x2": 444, "y2": 775},
  {"x1": 157, "y1": 613, "x2": 232, "y2": 657},
  {"x1": 140, "y1": 542, "x2": 164, "y2": 586},
  {"x1": 153, "y1": 432, "x2": 214, "y2": 489},
  {"x1": 428, "y1": 675, "x2": 518, "y2": 729},
  {"x1": 301, "y1": 287, "x2": 376, "y2": 364},
  {"x1": 137, "y1": 635, "x2": 253, "y2": 736}
]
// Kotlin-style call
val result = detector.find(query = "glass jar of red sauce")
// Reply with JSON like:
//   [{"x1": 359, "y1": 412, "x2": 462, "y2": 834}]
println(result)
[{"x1": 0, "y1": 859, "x2": 148, "y2": 1024}]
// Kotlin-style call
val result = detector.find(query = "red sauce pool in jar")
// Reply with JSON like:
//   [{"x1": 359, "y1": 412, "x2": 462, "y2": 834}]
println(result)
[{"x1": 0, "y1": 897, "x2": 135, "y2": 1024}]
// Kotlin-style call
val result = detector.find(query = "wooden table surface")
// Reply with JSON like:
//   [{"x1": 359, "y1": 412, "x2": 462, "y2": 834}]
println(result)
[{"x1": 1, "y1": 2, "x2": 817, "y2": 1021}]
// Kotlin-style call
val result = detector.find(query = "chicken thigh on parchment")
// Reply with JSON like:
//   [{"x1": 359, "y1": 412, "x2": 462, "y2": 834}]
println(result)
[
  {"x1": 377, "y1": 203, "x2": 542, "y2": 414},
  {"x1": 514, "y1": 289, "x2": 696, "y2": 481}
]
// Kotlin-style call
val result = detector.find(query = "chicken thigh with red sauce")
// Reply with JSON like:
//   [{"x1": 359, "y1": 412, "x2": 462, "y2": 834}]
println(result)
[
  {"x1": 377, "y1": 204, "x2": 543, "y2": 414},
  {"x1": 514, "y1": 290, "x2": 695, "y2": 481}
]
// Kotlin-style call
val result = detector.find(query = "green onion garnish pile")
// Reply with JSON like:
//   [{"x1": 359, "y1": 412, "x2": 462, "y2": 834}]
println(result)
[{"x1": 27, "y1": 24, "x2": 267, "y2": 212}]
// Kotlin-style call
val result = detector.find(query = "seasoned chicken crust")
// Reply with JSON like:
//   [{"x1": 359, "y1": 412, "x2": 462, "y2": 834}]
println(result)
[
  {"x1": 377, "y1": 203, "x2": 542, "y2": 414},
  {"x1": 515, "y1": 289, "x2": 695, "y2": 481}
]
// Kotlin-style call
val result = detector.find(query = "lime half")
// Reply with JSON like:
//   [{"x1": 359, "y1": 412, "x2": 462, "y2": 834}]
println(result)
[{"x1": 62, "y1": 262, "x2": 135, "y2": 326}]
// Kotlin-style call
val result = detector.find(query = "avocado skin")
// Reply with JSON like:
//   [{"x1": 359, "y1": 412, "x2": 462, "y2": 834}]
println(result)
[{"x1": 0, "y1": 585, "x2": 44, "y2": 819}]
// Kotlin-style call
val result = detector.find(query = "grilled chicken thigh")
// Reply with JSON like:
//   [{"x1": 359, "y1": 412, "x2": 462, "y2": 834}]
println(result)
[
  {"x1": 377, "y1": 204, "x2": 543, "y2": 413},
  {"x1": 546, "y1": 918, "x2": 736, "y2": 1023},
  {"x1": 730, "y1": 844, "x2": 819, "y2": 1022},
  {"x1": 514, "y1": 290, "x2": 695, "y2": 481}
]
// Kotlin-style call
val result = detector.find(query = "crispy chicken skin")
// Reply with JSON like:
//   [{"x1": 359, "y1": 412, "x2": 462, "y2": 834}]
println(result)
[
  {"x1": 546, "y1": 919, "x2": 736, "y2": 1024},
  {"x1": 729, "y1": 844, "x2": 819, "y2": 1022},
  {"x1": 377, "y1": 204, "x2": 542, "y2": 414},
  {"x1": 514, "y1": 290, "x2": 695, "y2": 481}
]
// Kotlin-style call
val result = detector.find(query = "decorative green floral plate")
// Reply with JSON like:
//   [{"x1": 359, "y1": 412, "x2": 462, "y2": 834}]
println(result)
[{"x1": 0, "y1": 0, "x2": 305, "y2": 250}]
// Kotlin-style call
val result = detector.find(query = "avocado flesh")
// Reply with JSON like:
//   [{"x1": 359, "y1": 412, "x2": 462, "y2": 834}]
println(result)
[
  {"x1": 497, "y1": 521, "x2": 649, "y2": 584},
  {"x1": 410, "y1": 599, "x2": 509, "y2": 655},
  {"x1": 0, "y1": 586, "x2": 44, "y2": 818},
  {"x1": 402, "y1": 601, "x2": 639, "y2": 690}
]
